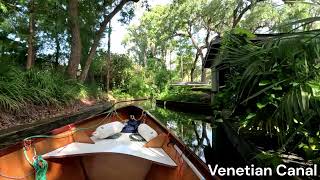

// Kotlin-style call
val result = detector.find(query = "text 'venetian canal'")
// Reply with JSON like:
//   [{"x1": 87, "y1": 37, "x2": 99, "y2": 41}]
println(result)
[{"x1": 208, "y1": 164, "x2": 318, "y2": 177}]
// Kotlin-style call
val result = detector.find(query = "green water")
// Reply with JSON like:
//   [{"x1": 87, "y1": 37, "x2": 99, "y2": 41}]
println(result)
[{"x1": 117, "y1": 99, "x2": 213, "y2": 163}]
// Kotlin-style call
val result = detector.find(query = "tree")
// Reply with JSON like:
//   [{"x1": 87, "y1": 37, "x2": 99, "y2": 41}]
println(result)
[
  {"x1": 79, "y1": 0, "x2": 140, "y2": 81},
  {"x1": 106, "y1": 22, "x2": 111, "y2": 92},
  {"x1": 26, "y1": 0, "x2": 35, "y2": 69},
  {"x1": 123, "y1": 6, "x2": 173, "y2": 68},
  {"x1": 166, "y1": 0, "x2": 210, "y2": 82},
  {"x1": 239, "y1": 1, "x2": 280, "y2": 32},
  {"x1": 231, "y1": 0, "x2": 265, "y2": 28},
  {"x1": 0, "y1": 1, "x2": 28, "y2": 61},
  {"x1": 175, "y1": 46, "x2": 195, "y2": 81},
  {"x1": 277, "y1": 1, "x2": 320, "y2": 32},
  {"x1": 123, "y1": 24, "x2": 149, "y2": 67},
  {"x1": 240, "y1": 1, "x2": 320, "y2": 33},
  {"x1": 125, "y1": 0, "x2": 266, "y2": 83},
  {"x1": 67, "y1": 0, "x2": 82, "y2": 79},
  {"x1": 124, "y1": 3, "x2": 206, "y2": 81}
]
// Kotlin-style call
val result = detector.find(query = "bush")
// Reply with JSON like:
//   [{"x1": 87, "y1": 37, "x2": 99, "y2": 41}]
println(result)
[
  {"x1": 0, "y1": 61, "x2": 99, "y2": 111},
  {"x1": 159, "y1": 86, "x2": 209, "y2": 103},
  {"x1": 216, "y1": 29, "x2": 320, "y2": 160}
]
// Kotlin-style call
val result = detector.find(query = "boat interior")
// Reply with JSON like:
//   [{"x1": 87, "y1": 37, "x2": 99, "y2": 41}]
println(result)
[{"x1": 0, "y1": 105, "x2": 214, "y2": 180}]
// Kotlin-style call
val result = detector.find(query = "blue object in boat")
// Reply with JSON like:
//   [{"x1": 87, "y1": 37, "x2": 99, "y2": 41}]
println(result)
[{"x1": 121, "y1": 116, "x2": 141, "y2": 133}]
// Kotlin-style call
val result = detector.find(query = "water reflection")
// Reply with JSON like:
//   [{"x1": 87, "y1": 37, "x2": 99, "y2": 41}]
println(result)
[{"x1": 118, "y1": 100, "x2": 213, "y2": 163}]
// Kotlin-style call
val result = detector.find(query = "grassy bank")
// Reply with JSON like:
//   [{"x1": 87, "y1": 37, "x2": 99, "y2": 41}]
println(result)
[
  {"x1": 0, "y1": 64, "x2": 102, "y2": 112},
  {"x1": 0, "y1": 62, "x2": 107, "y2": 129},
  {"x1": 159, "y1": 86, "x2": 210, "y2": 103}
]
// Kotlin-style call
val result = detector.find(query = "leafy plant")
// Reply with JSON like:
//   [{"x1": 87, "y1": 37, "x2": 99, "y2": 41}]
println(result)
[
  {"x1": 0, "y1": 61, "x2": 99, "y2": 112},
  {"x1": 159, "y1": 86, "x2": 210, "y2": 103},
  {"x1": 254, "y1": 151, "x2": 282, "y2": 168},
  {"x1": 216, "y1": 29, "x2": 320, "y2": 159}
]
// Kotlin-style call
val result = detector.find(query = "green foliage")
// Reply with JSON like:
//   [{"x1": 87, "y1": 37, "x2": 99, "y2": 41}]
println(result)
[
  {"x1": 215, "y1": 29, "x2": 320, "y2": 160},
  {"x1": 126, "y1": 74, "x2": 152, "y2": 97},
  {"x1": 146, "y1": 58, "x2": 172, "y2": 92},
  {"x1": 91, "y1": 51, "x2": 172, "y2": 99},
  {"x1": 113, "y1": 65, "x2": 170, "y2": 98},
  {"x1": 159, "y1": 86, "x2": 209, "y2": 103},
  {"x1": 110, "y1": 89, "x2": 132, "y2": 99},
  {"x1": 254, "y1": 151, "x2": 282, "y2": 168},
  {"x1": 297, "y1": 129, "x2": 320, "y2": 160},
  {"x1": 123, "y1": 5, "x2": 176, "y2": 67},
  {"x1": 91, "y1": 52, "x2": 133, "y2": 88},
  {"x1": 123, "y1": 1, "x2": 221, "y2": 82},
  {"x1": 277, "y1": 2, "x2": 320, "y2": 31},
  {"x1": 240, "y1": 2, "x2": 280, "y2": 32},
  {"x1": 0, "y1": 60, "x2": 98, "y2": 111}
]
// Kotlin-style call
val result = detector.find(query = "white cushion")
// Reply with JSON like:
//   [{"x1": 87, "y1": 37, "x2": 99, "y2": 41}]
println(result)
[
  {"x1": 138, "y1": 124, "x2": 158, "y2": 142},
  {"x1": 92, "y1": 121, "x2": 124, "y2": 139}
]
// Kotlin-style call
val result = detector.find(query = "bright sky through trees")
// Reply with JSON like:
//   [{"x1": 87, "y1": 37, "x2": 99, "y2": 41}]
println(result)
[
  {"x1": 101, "y1": 0, "x2": 171, "y2": 53},
  {"x1": 103, "y1": 0, "x2": 287, "y2": 54}
]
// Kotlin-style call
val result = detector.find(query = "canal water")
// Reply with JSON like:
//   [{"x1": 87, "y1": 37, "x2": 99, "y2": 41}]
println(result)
[{"x1": 117, "y1": 99, "x2": 213, "y2": 163}]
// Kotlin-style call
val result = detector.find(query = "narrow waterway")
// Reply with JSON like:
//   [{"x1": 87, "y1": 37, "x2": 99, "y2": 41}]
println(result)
[{"x1": 116, "y1": 99, "x2": 214, "y2": 163}]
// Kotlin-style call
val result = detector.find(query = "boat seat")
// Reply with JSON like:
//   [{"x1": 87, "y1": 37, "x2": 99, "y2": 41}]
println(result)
[{"x1": 42, "y1": 133, "x2": 177, "y2": 167}]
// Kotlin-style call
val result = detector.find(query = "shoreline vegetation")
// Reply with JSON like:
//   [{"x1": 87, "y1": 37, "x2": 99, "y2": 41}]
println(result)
[
  {"x1": 0, "y1": 62, "x2": 150, "y2": 130},
  {"x1": 1, "y1": 0, "x2": 320, "y2": 177}
]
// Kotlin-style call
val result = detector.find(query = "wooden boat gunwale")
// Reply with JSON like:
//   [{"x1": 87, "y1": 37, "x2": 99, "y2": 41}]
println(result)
[
  {"x1": 0, "y1": 111, "x2": 109, "y2": 157},
  {"x1": 0, "y1": 103, "x2": 113, "y2": 157},
  {"x1": 0, "y1": 105, "x2": 218, "y2": 180},
  {"x1": 132, "y1": 105, "x2": 216, "y2": 179}
]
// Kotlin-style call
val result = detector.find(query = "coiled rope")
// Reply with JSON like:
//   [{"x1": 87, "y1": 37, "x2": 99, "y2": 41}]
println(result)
[{"x1": 32, "y1": 156, "x2": 48, "y2": 180}]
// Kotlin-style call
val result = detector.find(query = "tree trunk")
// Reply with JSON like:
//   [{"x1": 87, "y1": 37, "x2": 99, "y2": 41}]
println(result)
[
  {"x1": 26, "y1": 0, "x2": 35, "y2": 70},
  {"x1": 190, "y1": 53, "x2": 199, "y2": 82},
  {"x1": 106, "y1": 22, "x2": 111, "y2": 92},
  {"x1": 232, "y1": 0, "x2": 263, "y2": 28},
  {"x1": 80, "y1": 0, "x2": 139, "y2": 81},
  {"x1": 201, "y1": 56, "x2": 206, "y2": 82},
  {"x1": 169, "y1": 50, "x2": 172, "y2": 70},
  {"x1": 190, "y1": 69, "x2": 194, "y2": 82},
  {"x1": 143, "y1": 50, "x2": 147, "y2": 67},
  {"x1": 190, "y1": 56, "x2": 206, "y2": 83},
  {"x1": 187, "y1": 28, "x2": 206, "y2": 82},
  {"x1": 55, "y1": 33, "x2": 60, "y2": 68},
  {"x1": 180, "y1": 56, "x2": 183, "y2": 80},
  {"x1": 66, "y1": 0, "x2": 82, "y2": 79}
]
